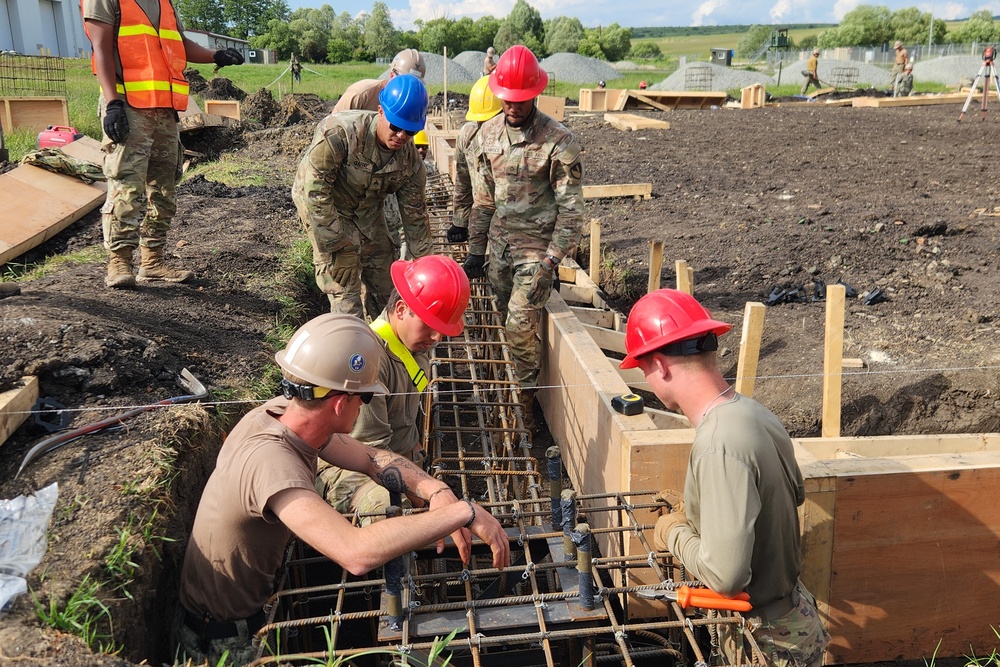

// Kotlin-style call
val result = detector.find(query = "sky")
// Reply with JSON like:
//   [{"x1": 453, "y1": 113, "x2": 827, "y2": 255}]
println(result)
[{"x1": 286, "y1": 0, "x2": 1000, "y2": 31}]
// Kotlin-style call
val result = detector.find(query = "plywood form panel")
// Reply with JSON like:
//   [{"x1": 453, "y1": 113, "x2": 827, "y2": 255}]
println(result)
[
  {"x1": 0, "y1": 96, "x2": 69, "y2": 133},
  {"x1": 0, "y1": 376, "x2": 39, "y2": 447},
  {"x1": 825, "y1": 461, "x2": 1000, "y2": 663}
]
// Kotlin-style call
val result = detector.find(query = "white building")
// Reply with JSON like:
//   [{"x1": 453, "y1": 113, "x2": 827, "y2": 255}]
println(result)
[{"x1": 0, "y1": 0, "x2": 89, "y2": 57}]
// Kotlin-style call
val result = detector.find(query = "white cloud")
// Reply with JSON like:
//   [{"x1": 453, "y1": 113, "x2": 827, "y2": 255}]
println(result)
[
  {"x1": 691, "y1": 0, "x2": 725, "y2": 26},
  {"x1": 769, "y1": 0, "x2": 793, "y2": 21},
  {"x1": 832, "y1": 0, "x2": 861, "y2": 20}
]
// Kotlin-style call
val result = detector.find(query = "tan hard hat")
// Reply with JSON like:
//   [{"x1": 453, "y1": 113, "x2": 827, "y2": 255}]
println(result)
[
  {"x1": 487, "y1": 47, "x2": 495, "y2": 55},
  {"x1": 894, "y1": 40, "x2": 903, "y2": 48},
  {"x1": 392, "y1": 48, "x2": 426, "y2": 79},
  {"x1": 812, "y1": 48, "x2": 819, "y2": 55},
  {"x1": 275, "y1": 314, "x2": 388, "y2": 396}
]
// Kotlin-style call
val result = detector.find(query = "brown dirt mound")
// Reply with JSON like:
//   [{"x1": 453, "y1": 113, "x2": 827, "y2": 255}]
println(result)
[
  {"x1": 183, "y1": 67, "x2": 208, "y2": 96},
  {"x1": 204, "y1": 76, "x2": 246, "y2": 101},
  {"x1": 242, "y1": 87, "x2": 280, "y2": 127},
  {"x1": 274, "y1": 93, "x2": 327, "y2": 127},
  {"x1": 179, "y1": 125, "x2": 246, "y2": 160}
]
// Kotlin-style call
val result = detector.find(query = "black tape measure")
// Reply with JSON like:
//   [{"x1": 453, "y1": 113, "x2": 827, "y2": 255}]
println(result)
[{"x1": 611, "y1": 393, "x2": 644, "y2": 416}]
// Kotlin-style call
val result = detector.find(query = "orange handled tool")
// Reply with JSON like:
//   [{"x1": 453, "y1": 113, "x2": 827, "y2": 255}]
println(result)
[{"x1": 638, "y1": 585, "x2": 752, "y2": 612}]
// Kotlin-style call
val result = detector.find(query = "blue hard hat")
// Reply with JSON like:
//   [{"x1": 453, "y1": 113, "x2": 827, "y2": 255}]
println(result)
[{"x1": 379, "y1": 74, "x2": 428, "y2": 133}]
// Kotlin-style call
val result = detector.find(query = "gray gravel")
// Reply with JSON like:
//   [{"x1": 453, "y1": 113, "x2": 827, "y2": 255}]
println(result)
[
  {"x1": 651, "y1": 62, "x2": 773, "y2": 91},
  {"x1": 912, "y1": 55, "x2": 989, "y2": 86},
  {"x1": 774, "y1": 59, "x2": 892, "y2": 87},
  {"x1": 454, "y1": 51, "x2": 489, "y2": 77},
  {"x1": 611, "y1": 60, "x2": 640, "y2": 71},
  {"x1": 538, "y1": 53, "x2": 622, "y2": 84},
  {"x1": 379, "y1": 52, "x2": 477, "y2": 85}
]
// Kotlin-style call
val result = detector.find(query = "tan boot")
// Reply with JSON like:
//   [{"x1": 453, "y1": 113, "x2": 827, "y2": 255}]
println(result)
[
  {"x1": 519, "y1": 388, "x2": 537, "y2": 434},
  {"x1": 105, "y1": 248, "x2": 136, "y2": 289},
  {"x1": 137, "y1": 246, "x2": 194, "y2": 283},
  {"x1": 0, "y1": 282, "x2": 21, "y2": 298}
]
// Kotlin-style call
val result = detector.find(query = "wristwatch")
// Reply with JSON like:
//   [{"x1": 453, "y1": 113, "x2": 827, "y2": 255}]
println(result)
[{"x1": 543, "y1": 255, "x2": 560, "y2": 270}]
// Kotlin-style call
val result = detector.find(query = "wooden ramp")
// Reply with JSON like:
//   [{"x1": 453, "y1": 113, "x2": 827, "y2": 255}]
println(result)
[
  {"x1": 538, "y1": 259, "x2": 1000, "y2": 664},
  {"x1": 853, "y1": 92, "x2": 978, "y2": 107},
  {"x1": 614, "y1": 90, "x2": 728, "y2": 111},
  {"x1": 604, "y1": 113, "x2": 670, "y2": 131},
  {"x1": 0, "y1": 137, "x2": 106, "y2": 266}
]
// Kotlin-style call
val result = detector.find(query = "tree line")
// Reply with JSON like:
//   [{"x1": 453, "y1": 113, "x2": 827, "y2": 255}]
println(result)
[{"x1": 175, "y1": 0, "x2": 1000, "y2": 66}]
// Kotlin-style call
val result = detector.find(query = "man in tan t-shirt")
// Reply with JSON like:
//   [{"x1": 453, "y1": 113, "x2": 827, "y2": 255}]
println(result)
[
  {"x1": 174, "y1": 314, "x2": 509, "y2": 667},
  {"x1": 333, "y1": 48, "x2": 426, "y2": 112},
  {"x1": 890, "y1": 40, "x2": 908, "y2": 93}
]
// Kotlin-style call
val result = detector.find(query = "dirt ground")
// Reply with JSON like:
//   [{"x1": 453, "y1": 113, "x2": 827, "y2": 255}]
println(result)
[{"x1": 1, "y1": 95, "x2": 997, "y2": 667}]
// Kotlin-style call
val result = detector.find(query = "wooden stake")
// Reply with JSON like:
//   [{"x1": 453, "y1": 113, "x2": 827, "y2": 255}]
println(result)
[
  {"x1": 589, "y1": 219, "x2": 601, "y2": 286},
  {"x1": 675, "y1": 259, "x2": 691, "y2": 294},
  {"x1": 443, "y1": 46, "x2": 448, "y2": 131},
  {"x1": 687, "y1": 265, "x2": 695, "y2": 294},
  {"x1": 734, "y1": 302, "x2": 766, "y2": 398},
  {"x1": 647, "y1": 241, "x2": 663, "y2": 293},
  {"x1": 822, "y1": 284, "x2": 846, "y2": 438}
]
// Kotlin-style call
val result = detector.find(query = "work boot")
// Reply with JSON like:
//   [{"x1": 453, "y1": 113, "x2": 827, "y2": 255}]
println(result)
[
  {"x1": 105, "y1": 248, "x2": 136, "y2": 289},
  {"x1": 0, "y1": 282, "x2": 21, "y2": 298},
  {"x1": 519, "y1": 388, "x2": 537, "y2": 434},
  {"x1": 137, "y1": 246, "x2": 194, "y2": 283}
]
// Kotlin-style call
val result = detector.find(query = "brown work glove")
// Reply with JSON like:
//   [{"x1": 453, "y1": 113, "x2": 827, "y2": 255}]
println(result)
[
  {"x1": 652, "y1": 488, "x2": 684, "y2": 516},
  {"x1": 329, "y1": 247, "x2": 360, "y2": 286},
  {"x1": 653, "y1": 511, "x2": 688, "y2": 551}
]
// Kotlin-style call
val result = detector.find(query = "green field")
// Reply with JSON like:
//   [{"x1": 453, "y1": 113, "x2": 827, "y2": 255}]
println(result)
[{"x1": 631, "y1": 27, "x2": 827, "y2": 60}]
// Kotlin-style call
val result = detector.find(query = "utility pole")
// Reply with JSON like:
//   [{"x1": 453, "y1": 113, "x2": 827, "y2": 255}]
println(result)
[{"x1": 928, "y1": 11, "x2": 934, "y2": 51}]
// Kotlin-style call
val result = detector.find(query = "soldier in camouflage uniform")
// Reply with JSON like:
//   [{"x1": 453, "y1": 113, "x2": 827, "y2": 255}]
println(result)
[
  {"x1": 83, "y1": 0, "x2": 243, "y2": 289},
  {"x1": 292, "y1": 74, "x2": 432, "y2": 319},
  {"x1": 446, "y1": 75, "x2": 502, "y2": 247},
  {"x1": 621, "y1": 290, "x2": 830, "y2": 667},
  {"x1": 316, "y1": 256, "x2": 470, "y2": 523},
  {"x1": 462, "y1": 46, "x2": 584, "y2": 429}
]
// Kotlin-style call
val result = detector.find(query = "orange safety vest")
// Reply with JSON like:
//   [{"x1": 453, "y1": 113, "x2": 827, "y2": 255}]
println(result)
[{"x1": 84, "y1": 0, "x2": 189, "y2": 110}]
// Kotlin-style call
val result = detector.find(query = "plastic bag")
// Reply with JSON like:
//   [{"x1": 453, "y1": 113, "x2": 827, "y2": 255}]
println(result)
[{"x1": 0, "y1": 482, "x2": 59, "y2": 614}]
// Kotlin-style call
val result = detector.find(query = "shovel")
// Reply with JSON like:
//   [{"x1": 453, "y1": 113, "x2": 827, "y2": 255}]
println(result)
[{"x1": 16, "y1": 368, "x2": 207, "y2": 478}]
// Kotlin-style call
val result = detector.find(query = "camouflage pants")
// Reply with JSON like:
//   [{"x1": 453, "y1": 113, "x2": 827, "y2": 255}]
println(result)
[
  {"x1": 315, "y1": 450, "x2": 423, "y2": 525},
  {"x1": 307, "y1": 219, "x2": 398, "y2": 320},
  {"x1": 170, "y1": 604, "x2": 258, "y2": 667},
  {"x1": 100, "y1": 105, "x2": 183, "y2": 251},
  {"x1": 488, "y1": 244, "x2": 555, "y2": 387},
  {"x1": 719, "y1": 581, "x2": 830, "y2": 667},
  {"x1": 385, "y1": 194, "x2": 409, "y2": 260}
]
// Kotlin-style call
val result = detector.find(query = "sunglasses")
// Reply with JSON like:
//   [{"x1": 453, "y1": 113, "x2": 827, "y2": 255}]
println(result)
[
  {"x1": 388, "y1": 123, "x2": 417, "y2": 137},
  {"x1": 353, "y1": 392, "x2": 375, "y2": 404}
]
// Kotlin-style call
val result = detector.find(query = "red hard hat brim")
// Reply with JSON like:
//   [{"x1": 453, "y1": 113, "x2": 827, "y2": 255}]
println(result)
[
  {"x1": 391, "y1": 261, "x2": 465, "y2": 336},
  {"x1": 489, "y1": 69, "x2": 549, "y2": 102},
  {"x1": 619, "y1": 319, "x2": 732, "y2": 369}
]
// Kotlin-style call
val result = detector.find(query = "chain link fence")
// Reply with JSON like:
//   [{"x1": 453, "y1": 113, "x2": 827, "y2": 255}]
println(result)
[{"x1": 0, "y1": 54, "x2": 67, "y2": 97}]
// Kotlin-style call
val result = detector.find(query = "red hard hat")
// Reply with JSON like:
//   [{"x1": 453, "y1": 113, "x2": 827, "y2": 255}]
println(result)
[
  {"x1": 620, "y1": 289, "x2": 732, "y2": 369},
  {"x1": 391, "y1": 256, "x2": 471, "y2": 336},
  {"x1": 489, "y1": 45, "x2": 548, "y2": 102},
  {"x1": 639, "y1": 81, "x2": 648, "y2": 89}
]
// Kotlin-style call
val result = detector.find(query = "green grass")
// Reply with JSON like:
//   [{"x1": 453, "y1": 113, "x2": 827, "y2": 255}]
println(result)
[
  {"x1": 32, "y1": 575, "x2": 115, "y2": 651},
  {"x1": 2, "y1": 245, "x2": 105, "y2": 282},
  {"x1": 185, "y1": 154, "x2": 271, "y2": 187}
]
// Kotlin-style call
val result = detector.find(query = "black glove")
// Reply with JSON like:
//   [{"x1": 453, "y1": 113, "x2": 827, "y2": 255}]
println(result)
[
  {"x1": 463, "y1": 254, "x2": 486, "y2": 279},
  {"x1": 447, "y1": 225, "x2": 469, "y2": 243},
  {"x1": 552, "y1": 273, "x2": 560, "y2": 295},
  {"x1": 103, "y1": 99, "x2": 130, "y2": 144},
  {"x1": 213, "y1": 48, "x2": 245, "y2": 69}
]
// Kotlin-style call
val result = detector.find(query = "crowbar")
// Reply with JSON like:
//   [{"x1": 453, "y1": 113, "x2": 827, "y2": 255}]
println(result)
[{"x1": 16, "y1": 368, "x2": 207, "y2": 478}]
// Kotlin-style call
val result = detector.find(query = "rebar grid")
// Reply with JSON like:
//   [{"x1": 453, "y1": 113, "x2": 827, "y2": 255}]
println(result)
[
  {"x1": 249, "y1": 169, "x2": 765, "y2": 667},
  {"x1": 0, "y1": 55, "x2": 67, "y2": 97}
]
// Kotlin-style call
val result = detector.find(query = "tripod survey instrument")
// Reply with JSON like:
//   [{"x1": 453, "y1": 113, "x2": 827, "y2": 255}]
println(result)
[{"x1": 959, "y1": 45, "x2": 1000, "y2": 121}]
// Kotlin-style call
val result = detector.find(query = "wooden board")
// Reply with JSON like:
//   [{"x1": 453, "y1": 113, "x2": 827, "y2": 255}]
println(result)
[
  {"x1": 806, "y1": 86, "x2": 836, "y2": 99},
  {"x1": 536, "y1": 95, "x2": 565, "y2": 121},
  {"x1": 0, "y1": 136, "x2": 107, "y2": 265},
  {"x1": 615, "y1": 90, "x2": 728, "y2": 111},
  {"x1": 204, "y1": 99, "x2": 241, "y2": 120},
  {"x1": 603, "y1": 113, "x2": 670, "y2": 131},
  {"x1": 583, "y1": 183, "x2": 652, "y2": 199},
  {"x1": 0, "y1": 96, "x2": 70, "y2": 133},
  {"x1": 0, "y1": 376, "x2": 39, "y2": 447},
  {"x1": 852, "y1": 92, "x2": 976, "y2": 108}
]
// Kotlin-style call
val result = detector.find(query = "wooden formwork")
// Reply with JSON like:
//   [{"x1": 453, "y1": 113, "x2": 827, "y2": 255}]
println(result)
[
  {"x1": 0, "y1": 96, "x2": 69, "y2": 133},
  {"x1": 425, "y1": 124, "x2": 457, "y2": 182},
  {"x1": 538, "y1": 261, "x2": 1000, "y2": 664}
]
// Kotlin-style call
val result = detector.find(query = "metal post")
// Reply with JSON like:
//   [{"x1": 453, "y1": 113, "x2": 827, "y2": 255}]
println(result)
[
  {"x1": 575, "y1": 522, "x2": 595, "y2": 611},
  {"x1": 546, "y1": 446, "x2": 563, "y2": 528},
  {"x1": 383, "y1": 505, "x2": 405, "y2": 630},
  {"x1": 560, "y1": 489, "x2": 577, "y2": 560}
]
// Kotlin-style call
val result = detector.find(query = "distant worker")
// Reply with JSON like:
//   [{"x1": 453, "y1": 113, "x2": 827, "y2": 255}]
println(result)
[
  {"x1": 638, "y1": 80, "x2": 647, "y2": 90},
  {"x1": 896, "y1": 63, "x2": 914, "y2": 96},
  {"x1": 483, "y1": 46, "x2": 497, "y2": 77},
  {"x1": 175, "y1": 313, "x2": 509, "y2": 667},
  {"x1": 801, "y1": 48, "x2": 820, "y2": 95},
  {"x1": 890, "y1": 40, "x2": 909, "y2": 93},
  {"x1": 83, "y1": 0, "x2": 244, "y2": 289},
  {"x1": 448, "y1": 75, "x2": 503, "y2": 246},
  {"x1": 597, "y1": 80, "x2": 606, "y2": 89},
  {"x1": 316, "y1": 256, "x2": 470, "y2": 523},
  {"x1": 333, "y1": 49, "x2": 426, "y2": 113},
  {"x1": 290, "y1": 53, "x2": 302, "y2": 84},
  {"x1": 621, "y1": 289, "x2": 830, "y2": 667},
  {"x1": 463, "y1": 45, "x2": 584, "y2": 432},
  {"x1": 412, "y1": 129, "x2": 438, "y2": 175},
  {"x1": 292, "y1": 74, "x2": 432, "y2": 319}
]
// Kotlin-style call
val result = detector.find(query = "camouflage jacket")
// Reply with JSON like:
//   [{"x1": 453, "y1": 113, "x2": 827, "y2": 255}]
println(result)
[
  {"x1": 471, "y1": 108, "x2": 583, "y2": 264},
  {"x1": 292, "y1": 111, "x2": 431, "y2": 257},
  {"x1": 453, "y1": 121, "x2": 493, "y2": 241}
]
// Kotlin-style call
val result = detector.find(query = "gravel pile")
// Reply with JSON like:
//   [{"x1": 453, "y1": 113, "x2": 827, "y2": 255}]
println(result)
[
  {"x1": 611, "y1": 60, "x2": 640, "y2": 70},
  {"x1": 651, "y1": 62, "x2": 773, "y2": 91},
  {"x1": 454, "y1": 50, "x2": 488, "y2": 77},
  {"x1": 912, "y1": 55, "x2": 986, "y2": 86},
  {"x1": 538, "y1": 52, "x2": 622, "y2": 84},
  {"x1": 379, "y1": 52, "x2": 477, "y2": 85},
  {"x1": 775, "y1": 59, "x2": 892, "y2": 87}
]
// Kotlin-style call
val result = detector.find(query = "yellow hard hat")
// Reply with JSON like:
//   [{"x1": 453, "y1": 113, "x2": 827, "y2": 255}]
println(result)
[
  {"x1": 467, "y1": 75, "x2": 502, "y2": 122},
  {"x1": 413, "y1": 130, "x2": 429, "y2": 146}
]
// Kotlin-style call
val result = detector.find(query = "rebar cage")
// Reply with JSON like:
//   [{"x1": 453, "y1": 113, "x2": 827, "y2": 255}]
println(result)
[
  {"x1": 247, "y1": 167, "x2": 765, "y2": 667},
  {"x1": 0, "y1": 54, "x2": 67, "y2": 97}
]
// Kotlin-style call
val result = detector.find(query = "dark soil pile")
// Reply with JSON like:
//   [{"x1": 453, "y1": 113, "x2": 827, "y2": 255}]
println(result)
[
  {"x1": 242, "y1": 87, "x2": 281, "y2": 127},
  {"x1": 274, "y1": 92, "x2": 330, "y2": 127},
  {"x1": 179, "y1": 124, "x2": 246, "y2": 160},
  {"x1": 204, "y1": 76, "x2": 247, "y2": 101},
  {"x1": 183, "y1": 67, "x2": 208, "y2": 96}
]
